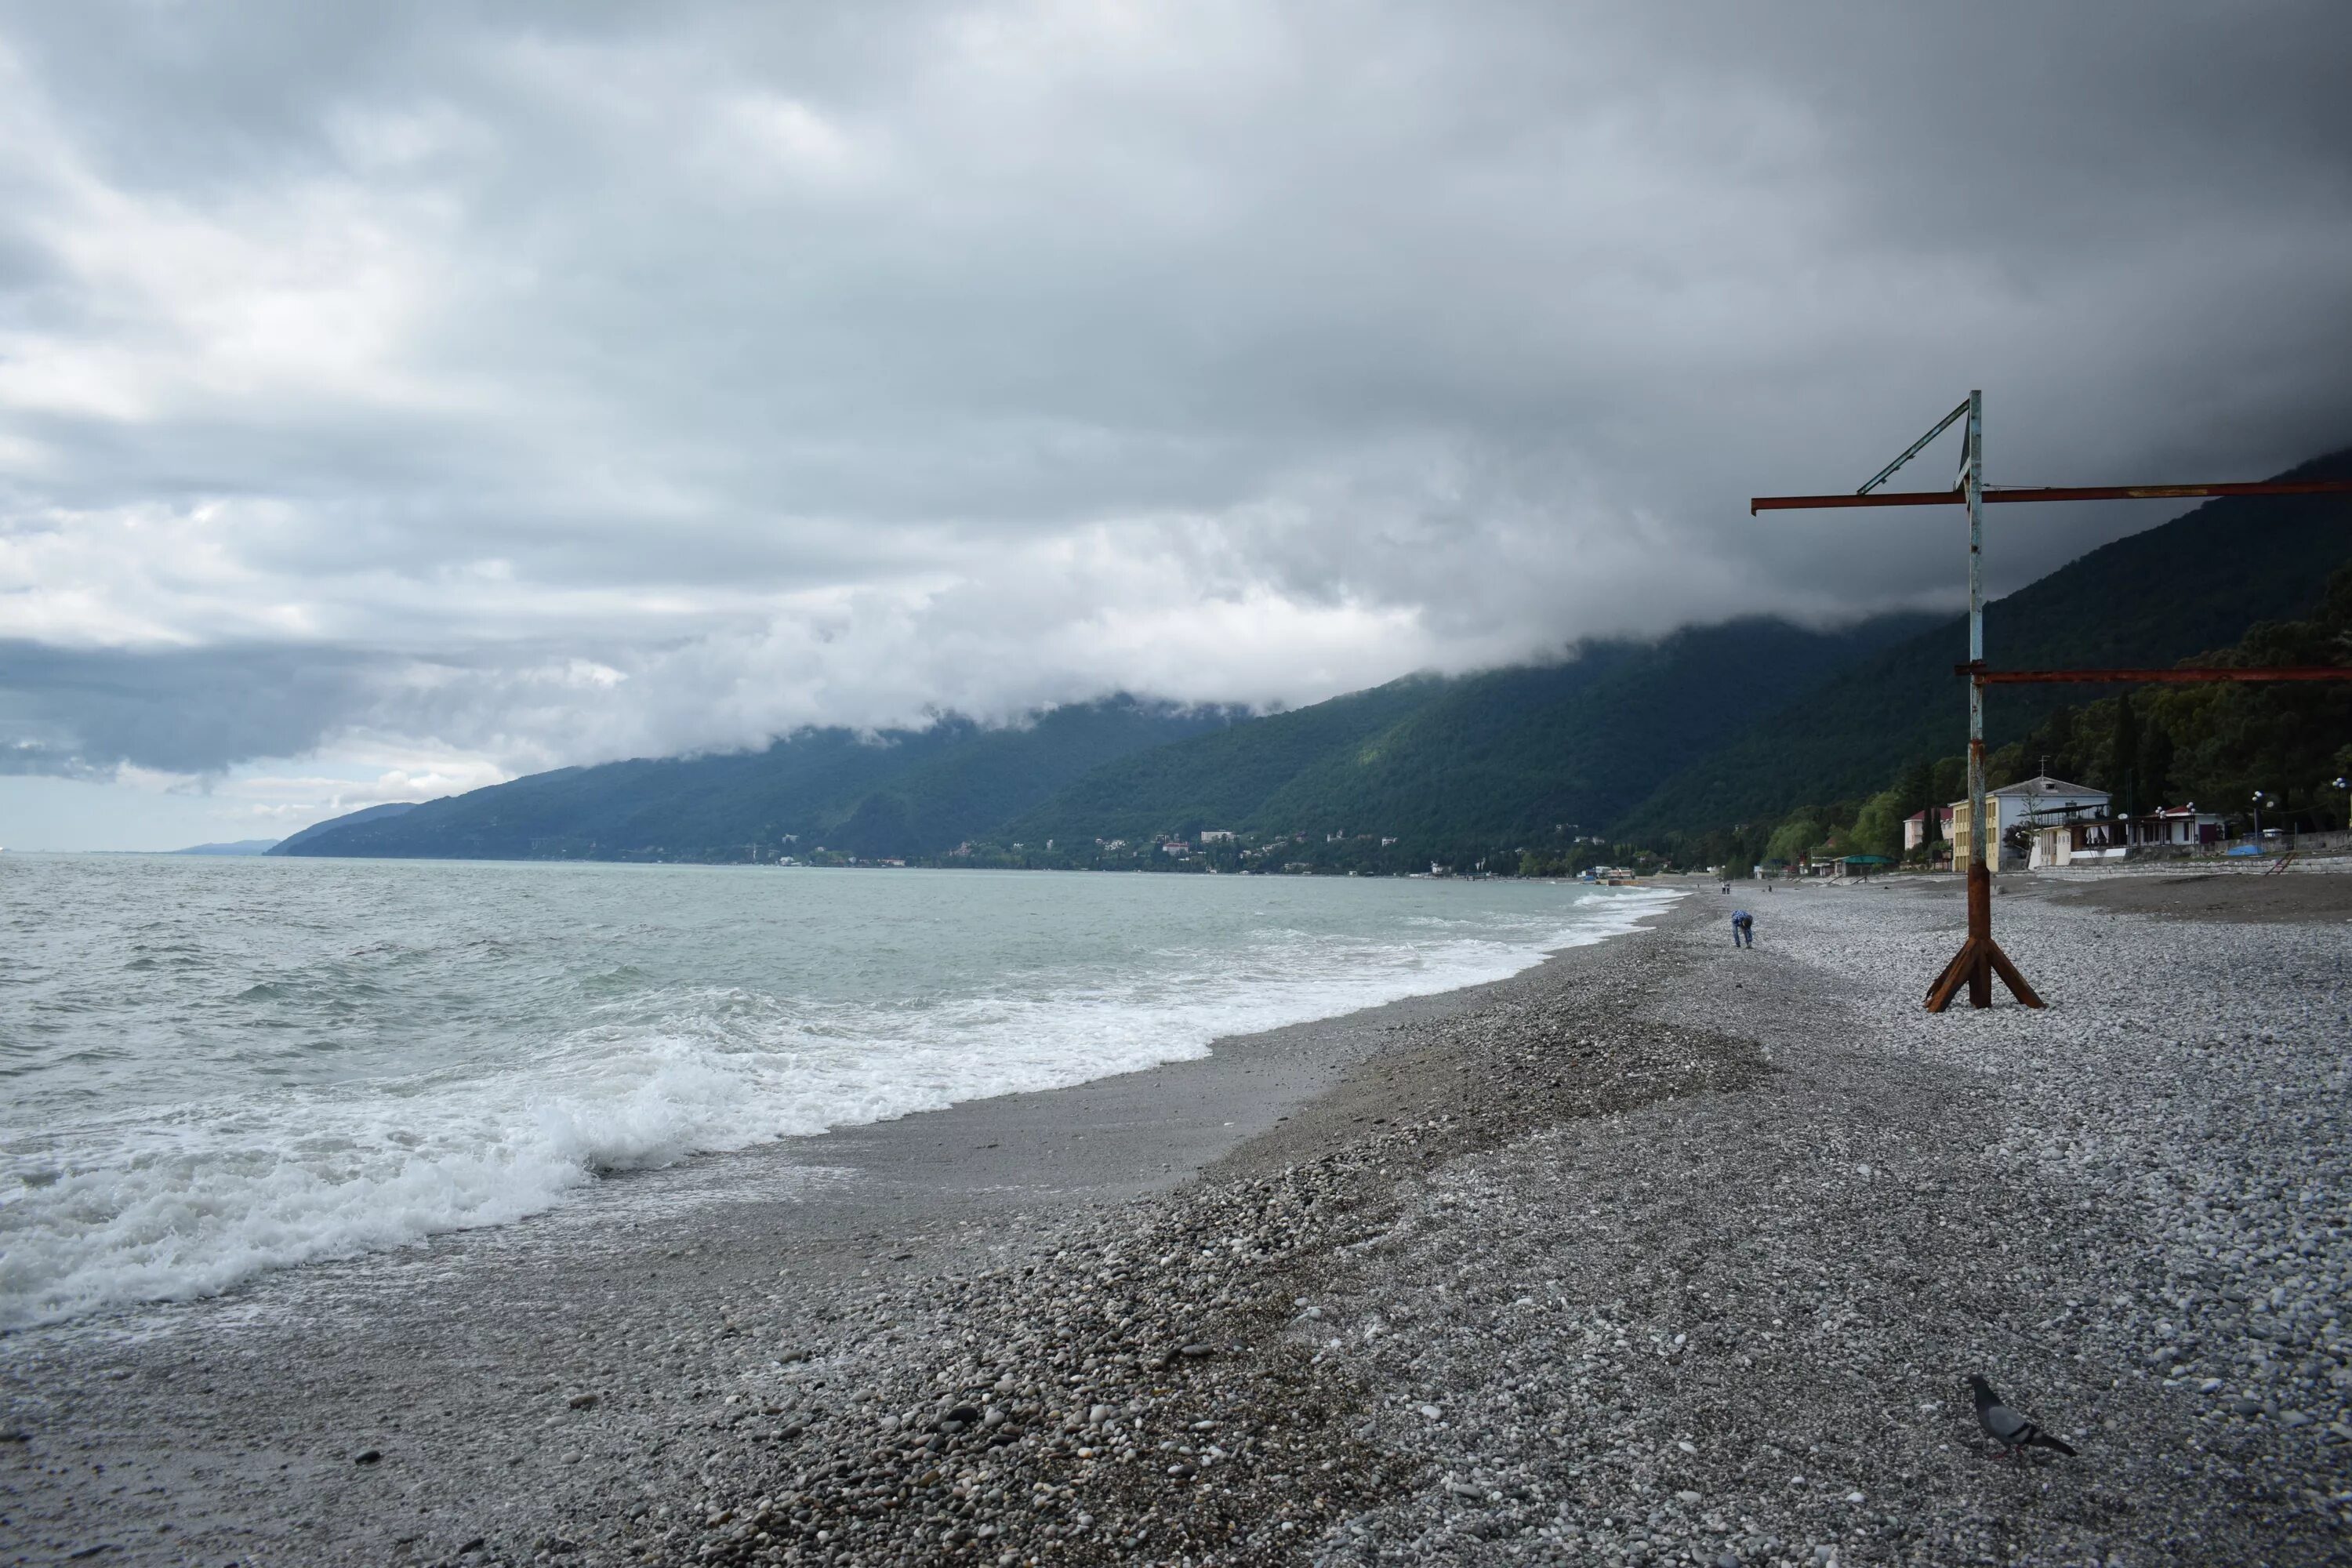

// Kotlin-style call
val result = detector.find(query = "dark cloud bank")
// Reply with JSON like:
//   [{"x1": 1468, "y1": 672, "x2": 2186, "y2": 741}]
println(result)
[{"x1": 2, "y1": 0, "x2": 2348, "y2": 782}]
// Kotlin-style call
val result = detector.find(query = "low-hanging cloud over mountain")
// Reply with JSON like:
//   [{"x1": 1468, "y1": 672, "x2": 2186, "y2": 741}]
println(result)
[{"x1": 2, "y1": 0, "x2": 2349, "y2": 831}]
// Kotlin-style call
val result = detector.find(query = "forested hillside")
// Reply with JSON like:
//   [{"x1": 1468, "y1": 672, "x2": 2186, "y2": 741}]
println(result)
[
  {"x1": 989, "y1": 677, "x2": 1446, "y2": 848},
  {"x1": 278, "y1": 699, "x2": 1240, "y2": 860},
  {"x1": 1613, "y1": 448, "x2": 2352, "y2": 840},
  {"x1": 1004, "y1": 616, "x2": 1934, "y2": 851},
  {"x1": 1708, "y1": 561, "x2": 2352, "y2": 878}
]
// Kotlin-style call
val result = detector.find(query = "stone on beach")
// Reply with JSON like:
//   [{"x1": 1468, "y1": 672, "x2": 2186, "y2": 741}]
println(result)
[
  {"x1": 13, "y1": 871, "x2": 2350, "y2": 1567},
  {"x1": 654, "y1": 875, "x2": 2347, "y2": 1568}
]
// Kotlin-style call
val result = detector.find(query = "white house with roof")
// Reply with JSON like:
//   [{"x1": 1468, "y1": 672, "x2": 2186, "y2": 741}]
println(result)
[
  {"x1": 1948, "y1": 774, "x2": 2109, "y2": 870},
  {"x1": 2127, "y1": 805, "x2": 2227, "y2": 848}
]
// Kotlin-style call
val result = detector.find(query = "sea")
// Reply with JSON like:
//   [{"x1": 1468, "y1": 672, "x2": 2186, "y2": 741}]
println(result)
[{"x1": 0, "y1": 855, "x2": 1674, "y2": 1330}]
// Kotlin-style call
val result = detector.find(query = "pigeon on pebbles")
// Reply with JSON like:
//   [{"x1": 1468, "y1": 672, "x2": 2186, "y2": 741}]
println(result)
[{"x1": 1967, "y1": 1374, "x2": 2078, "y2": 1459}]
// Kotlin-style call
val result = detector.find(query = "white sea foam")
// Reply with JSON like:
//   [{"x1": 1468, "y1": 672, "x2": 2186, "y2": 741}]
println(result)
[{"x1": 0, "y1": 876, "x2": 1675, "y2": 1327}]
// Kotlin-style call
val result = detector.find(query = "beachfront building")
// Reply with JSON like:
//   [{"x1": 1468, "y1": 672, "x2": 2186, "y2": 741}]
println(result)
[
  {"x1": 2130, "y1": 805, "x2": 2227, "y2": 848},
  {"x1": 2027, "y1": 818, "x2": 2124, "y2": 868},
  {"x1": 1902, "y1": 806, "x2": 1954, "y2": 851},
  {"x1": 1948, "y1": 774, "x2": 2110, "y2": 872},
  {"x1": 2027, "y1": 806, "x2": 2227, "y2": 866}
]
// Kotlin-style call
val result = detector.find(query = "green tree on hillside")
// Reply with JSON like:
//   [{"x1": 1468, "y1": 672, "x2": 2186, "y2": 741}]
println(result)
[
  {"x1": 1842, "y1": 564, "x2": 2352, "y2": 839},
  {"x1": 1764, "y1": 815, "x2": 1820, "y2": 865},
  {"x1": 1843, "y1": 789, "x2": 1907, "y2": 858}
]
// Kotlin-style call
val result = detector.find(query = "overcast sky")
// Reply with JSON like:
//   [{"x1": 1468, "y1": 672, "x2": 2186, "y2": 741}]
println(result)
[{"x1": 4, "y1": 1, "x2": 2349, "y2": 848}]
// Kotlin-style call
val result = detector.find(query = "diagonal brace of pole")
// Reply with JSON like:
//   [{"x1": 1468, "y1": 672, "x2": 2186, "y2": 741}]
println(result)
[{"x1": 1857, "y1": 397, "x2": 1971, "y2": 496}]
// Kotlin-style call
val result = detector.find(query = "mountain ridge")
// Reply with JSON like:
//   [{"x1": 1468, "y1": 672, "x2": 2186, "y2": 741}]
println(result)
[
  {"x1": 276, "y1": 443, "x2": 2352, "y2": 866},
  {"x1": 276, "y1": 699, "x2": 1242, "y2": 861},
  {"x1": 1002, "y1": 615, "x2": 1938, "y2": 851}
]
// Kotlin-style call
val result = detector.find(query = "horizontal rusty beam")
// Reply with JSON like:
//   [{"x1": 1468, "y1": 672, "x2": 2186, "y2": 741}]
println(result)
[
  {"x1": 1751, "y1": 479, "x2": 2352, "y2": 514},
  {"x1": 1955, "y1": 663, "x2": 2352, "y2": 684},
  {"x1": 1752, "y1": 489, "x2": 1967, "y2": 512}
]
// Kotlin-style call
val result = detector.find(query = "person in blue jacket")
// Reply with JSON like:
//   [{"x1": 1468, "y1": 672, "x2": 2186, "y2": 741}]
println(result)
[{"x1": 1731, "y1": 909, "x2": 1754, "y2": 948}]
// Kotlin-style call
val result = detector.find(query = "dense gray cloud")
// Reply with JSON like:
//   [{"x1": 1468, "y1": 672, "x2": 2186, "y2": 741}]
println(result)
[
  {"x1": 0, "y1": 641, "x2": 372, "y2": 775},
  {"x1": 2, "y1": 2, "x2": 2349, "y2": 826}
]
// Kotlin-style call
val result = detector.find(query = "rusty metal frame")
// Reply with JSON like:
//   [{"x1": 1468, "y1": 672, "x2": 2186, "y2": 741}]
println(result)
[
  {"x1": 1749, "y1": 393, "x2": 2352, "y2": 1013},
  {"x1": 1751, "y1": 480, "x2": 2350, "y2": 514},
  {"x1": 1961, "y1": 663, "x2": 2352, "y2": 684}
]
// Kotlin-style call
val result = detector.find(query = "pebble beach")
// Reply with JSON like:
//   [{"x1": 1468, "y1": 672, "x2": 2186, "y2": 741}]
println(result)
[{"x1": 7, "y1": 870, "x2": 2348, "y2": 1567}]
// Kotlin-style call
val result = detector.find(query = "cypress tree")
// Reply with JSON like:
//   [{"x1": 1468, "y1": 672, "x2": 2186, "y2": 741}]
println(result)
[
  {"x1": 2111, "y1": 691, "x2": 2141, "y2": 818},
  {"x1": 2142, "y1": 721, "x2": 2175, "y2": 808}
]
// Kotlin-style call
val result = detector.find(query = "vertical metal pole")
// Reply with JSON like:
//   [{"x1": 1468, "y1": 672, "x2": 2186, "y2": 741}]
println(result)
[{"x1": 1963, "y1": 389, "x2": 1991, "y2": 1005}]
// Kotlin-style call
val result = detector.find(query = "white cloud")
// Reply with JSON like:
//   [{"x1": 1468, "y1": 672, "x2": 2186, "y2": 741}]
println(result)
[
  {"x1": 0, "y1": 0, "x2": 2347, "y2": 848},
  {"x1": 223, "y1": 753, "x2": 513, "y2": 824}
]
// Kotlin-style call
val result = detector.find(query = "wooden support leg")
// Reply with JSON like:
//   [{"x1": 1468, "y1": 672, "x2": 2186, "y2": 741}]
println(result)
[
  {"x1": 1964, "y1": 862, "x2": 1993, "y2": 1009},
  {"x1": 1982, "y1": 938, "x2": 2045, "y2": 1008},
  {"x1": 1923, "y1": 938, "x2": 1979, "y2": 1012},
  {"x1": 1925, "y1": 865, "x2": 2047, "y2": 1011}
]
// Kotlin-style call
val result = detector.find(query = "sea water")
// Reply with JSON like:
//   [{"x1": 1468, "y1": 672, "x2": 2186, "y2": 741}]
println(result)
[{"x1": 0, "y1": 855, "x2": 1672, "y2": 1327}]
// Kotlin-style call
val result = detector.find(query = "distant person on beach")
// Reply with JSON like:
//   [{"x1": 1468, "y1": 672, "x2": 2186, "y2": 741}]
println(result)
[{"x1": 1731, "y1": 909, "x2": 1754, "y2": 948}]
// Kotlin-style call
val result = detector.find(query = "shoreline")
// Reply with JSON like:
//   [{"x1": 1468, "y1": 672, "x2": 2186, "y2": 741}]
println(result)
[
  {"x1": 9, "y1": 875, "x2": 2349, "y2": 1567},
  {"x1": 0, "y1": 868, "x2": 1673, "y2": 1335},
  {"x1": 0, "y1": 887, "x2": 1691, "y2": 1566}
]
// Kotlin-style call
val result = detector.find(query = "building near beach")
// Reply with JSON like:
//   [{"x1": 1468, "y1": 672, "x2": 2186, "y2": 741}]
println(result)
[
  {"x1": 1948, "y1": 774, "x2": 2109, "y2": 871},
  {"x1": 1902, "y1": 806, "x2": 1954, "y2": 851},
  {"x1": 2131, "y1": 805, "x2": 2227, "y2": 848},
  {"x1": 2028, "y1": 804, "x2": 2227, "y2": 866},
  {"x1": 2027, "y1": 818, "x2": 2123, "y2": 868}
]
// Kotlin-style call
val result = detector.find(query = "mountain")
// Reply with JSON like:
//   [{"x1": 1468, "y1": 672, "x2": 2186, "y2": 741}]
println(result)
[
  {"x1": 275, "y1": 699, "x2": 1238, "y2": 861},
  {"x1": 281, "y1": 619, "x2": 1925, "y2": 866},
  {"x1": 268, "y1": 801, "x2": 420, "y2": 854},
  {"x1": 988, "y1": 677, "x2": 1446, "y2": 848},
  {"x1": 169, "y1": 838, "x2": 281, "y2": 855},
  {"x1": 1613, "y1": 446, "x2": 2352, "y2": 838},
  {"x1": 1004, "y1": 615, "x2": 1936, "y2": 851},
  {"x1": 278, "y1": 445, "x2": 2351, "y2": 866}
]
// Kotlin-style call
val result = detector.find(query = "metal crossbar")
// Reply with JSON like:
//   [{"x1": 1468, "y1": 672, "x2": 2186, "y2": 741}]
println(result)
[
  {"x1": 1748, "y1": 391, "x2": 2352, "y2": 1012},
  {"x1": 1751, "y1": 480, "x2": 2351, "y2": 514},
  {"x1": 1962, "y1": 665, "x2": 2352, "y2": 685}
]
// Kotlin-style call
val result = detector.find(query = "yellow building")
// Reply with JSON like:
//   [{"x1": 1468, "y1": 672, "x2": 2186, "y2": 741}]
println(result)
[{"x1": 1946, "y1": 797, "x2": 2003, "y2": 870}]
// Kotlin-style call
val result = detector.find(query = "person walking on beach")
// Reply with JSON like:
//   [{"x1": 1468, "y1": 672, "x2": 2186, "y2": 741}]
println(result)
[{"x1": 1731, "y1": 909, "x2": 1754, "y2": 948}]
